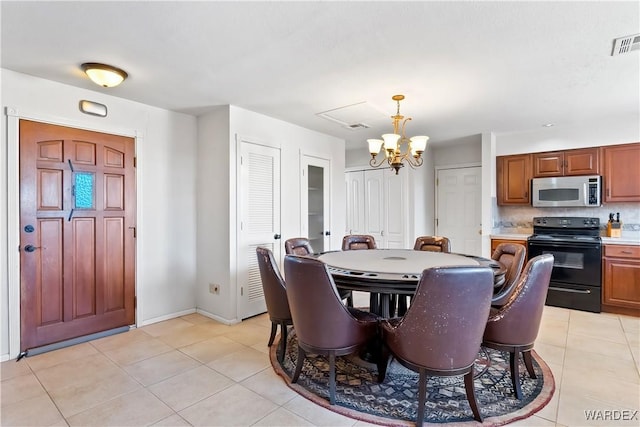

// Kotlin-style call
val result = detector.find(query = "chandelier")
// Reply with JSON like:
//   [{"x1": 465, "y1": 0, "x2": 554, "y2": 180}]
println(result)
[{"x1": 367, "y1": 95, "x2": 429, "y2": 175}]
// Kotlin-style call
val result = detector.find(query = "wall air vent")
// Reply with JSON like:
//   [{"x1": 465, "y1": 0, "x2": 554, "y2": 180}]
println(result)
[
  {"x1": 317, "y1": 101, "x2": 386, "y2": 130},
  {"x1": 612, "y1": 33, "x2": 640, "y2": 56}
]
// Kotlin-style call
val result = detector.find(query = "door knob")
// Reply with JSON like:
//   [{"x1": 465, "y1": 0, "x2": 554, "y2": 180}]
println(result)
[
  {"x1": 324, "y1": 231, "x2": 331, "y2": 236},
  {"x1": 24, "y1": 245, "x2": 40, "y2": 253},
  {"x1": 274, "y1": 233, "x2": 281, "y2": 240}
]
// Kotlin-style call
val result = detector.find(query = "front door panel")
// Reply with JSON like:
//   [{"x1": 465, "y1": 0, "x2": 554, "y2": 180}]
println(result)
[{"x1": 19, "y1": 120, "x2": 136, "y2": 351}]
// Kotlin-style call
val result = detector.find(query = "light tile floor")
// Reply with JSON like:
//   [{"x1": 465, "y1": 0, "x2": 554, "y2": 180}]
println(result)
[{"x1": 1, "y1": 292, "x2": 639, "y2": 426}]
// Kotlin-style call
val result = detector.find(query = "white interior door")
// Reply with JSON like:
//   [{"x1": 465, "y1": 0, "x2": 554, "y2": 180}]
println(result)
[
  {"x1": 301, "y1": 155, "x2": 331, "y2": 253},
  {"x1": 237, "y1": 141, "x2": 281, "y2": 319},
  {"x1": 345, "y1": 171, "x2": 364, "y2": 235},
  {"x1": 383, "y1": 171, "x2": 406, "y2": 248},
  {"x1": 436, "y1": 166, "x2": 482, "y2": 255},
  {"x1": 364, "y1": 169, "x2": 384, "y2": 246}
]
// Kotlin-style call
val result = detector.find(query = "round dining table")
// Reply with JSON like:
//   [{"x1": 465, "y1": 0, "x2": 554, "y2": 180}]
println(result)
[{"x1": 317, "y1": 248, "x2": 506, "y2": 318}]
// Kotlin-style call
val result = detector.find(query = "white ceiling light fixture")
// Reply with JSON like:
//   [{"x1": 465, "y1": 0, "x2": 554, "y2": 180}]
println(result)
[
  {"x1": 367, "y1": 95, "x2": 429, "y2": 175},
  {"x1": 81, "y1": 62, "x2": 128, "y2": 87}
]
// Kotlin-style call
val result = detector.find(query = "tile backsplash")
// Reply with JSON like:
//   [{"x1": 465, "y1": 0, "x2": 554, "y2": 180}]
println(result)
[{"x1": 495, "y1": 203, "x2": 640, "y2": 233}]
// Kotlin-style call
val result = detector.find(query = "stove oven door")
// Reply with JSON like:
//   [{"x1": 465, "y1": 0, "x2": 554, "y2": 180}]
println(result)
[{"x1": 527, "y1": 239, "x2": 602, "y2": 312}]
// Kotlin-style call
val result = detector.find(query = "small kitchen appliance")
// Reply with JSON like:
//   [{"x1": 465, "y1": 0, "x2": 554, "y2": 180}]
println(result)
[{"x1": 531, "y1": 175, "x2": 601, "y2": 208}]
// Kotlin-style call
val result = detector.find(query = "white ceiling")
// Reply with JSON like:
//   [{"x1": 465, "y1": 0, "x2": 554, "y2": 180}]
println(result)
[{"x1": 2, "y1": 1, "x2": 638, "y2": 150}]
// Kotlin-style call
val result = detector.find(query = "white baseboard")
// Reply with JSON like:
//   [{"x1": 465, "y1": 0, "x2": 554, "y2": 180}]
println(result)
[
  {"x1": 196, "y1": 308, "x2": 240, "y2": 325},
  {"x1": 138, "y1": 308, "x2": 196, "y2": 327}
]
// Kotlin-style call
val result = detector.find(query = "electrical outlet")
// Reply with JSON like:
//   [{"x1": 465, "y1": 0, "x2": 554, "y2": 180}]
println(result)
[{"x1": 209, "y1": 283, "x2": 220, "y2": 294}]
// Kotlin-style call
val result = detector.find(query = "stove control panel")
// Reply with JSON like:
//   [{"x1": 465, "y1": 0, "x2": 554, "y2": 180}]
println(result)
[{"x1": 533, "y1": 216, "x2": 599, "y2": 228}]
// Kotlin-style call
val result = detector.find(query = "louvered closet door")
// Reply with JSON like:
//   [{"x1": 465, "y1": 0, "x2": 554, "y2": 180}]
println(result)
[{"x1": 237, "y1": 140, "x2": 281, "y2": 319}]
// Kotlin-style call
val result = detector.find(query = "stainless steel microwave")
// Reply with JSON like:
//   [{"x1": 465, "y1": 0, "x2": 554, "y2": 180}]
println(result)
[{"x1": 531, "y1": 175, "x2": 602, "y2": 207}]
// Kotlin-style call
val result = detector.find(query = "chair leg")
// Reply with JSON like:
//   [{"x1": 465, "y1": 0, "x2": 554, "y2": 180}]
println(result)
[
  {"x1": 397, "y1": 295, "x2": 408, "y2": 317},
  {"x1": 417, "y1": 368, "x2": 427, "y2": 426},
  {"x1": 346, "y1": 293, "x2": 354, "y2": 307},
  {"x1": 389, "y1": 294, "x2": 397, "y2": 317},
  {"x1": 464, "y1": 369, "x2": 483, "y2": 422},
  {"x1": 329, "y1": 351, "x2": 337, "y2": 405},
  {"x1": 510, "y1": 351, "x2": 523, "y2": 400},
  {"x1": 370, "y1": 293, "x2": 380, "y2": 315},
  {"x1": 277, "y1": 323, "x2": 287, "y2": 364},
  {"x1": 292, "y1": 346, "x2": 305, "y2": 383},
  {"x1": 523, "y1": 350, "x2": 537, "y2": 379},
  {"x1": 268, "y1": 322, "x2": 277, "y2": 347},
  {"x1": 377, "y1": 345, "x2": 390, "y2": 383}
]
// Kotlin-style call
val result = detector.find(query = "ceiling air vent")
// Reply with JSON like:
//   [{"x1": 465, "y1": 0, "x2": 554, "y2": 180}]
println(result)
[
  {"x1": 317, "y1": 101, "x2": 386, "y2": 130},
  {"x1": 612, "y1": 33, "x2": 640, "y2": 56},
  {"x1": 347, "y1": 123, "x2": 370, "y2": 129}
]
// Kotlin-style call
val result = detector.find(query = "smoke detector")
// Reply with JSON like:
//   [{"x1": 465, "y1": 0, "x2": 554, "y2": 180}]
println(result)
[{"x1": 612, "y1": 33, "x2": 640, "y2": 56}]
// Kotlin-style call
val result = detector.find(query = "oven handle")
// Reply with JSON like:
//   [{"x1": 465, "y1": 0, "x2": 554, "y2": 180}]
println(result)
[
  {"x1": 549, "y1": 286, "x2": 592, "y2": 294},
  {"x1": 528, "y1": 241, "x2": 600, "y2": 250}
]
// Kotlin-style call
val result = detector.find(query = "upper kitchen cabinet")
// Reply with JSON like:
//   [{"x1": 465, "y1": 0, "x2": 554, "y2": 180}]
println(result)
[
  {"x1": 497, "y1": 154, "x2": 532, "y2": 205},
  {"x1": 532, "y1": 148, "x2": 599, "y2": 177},
  {"x1": 602, "y1": 142, "x2": 640, "y2": 203}
]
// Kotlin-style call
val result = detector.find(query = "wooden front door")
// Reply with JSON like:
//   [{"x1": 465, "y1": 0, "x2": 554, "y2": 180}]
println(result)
[{"x1": 19, "y1": 120, "x2": 136, "y2": 351}]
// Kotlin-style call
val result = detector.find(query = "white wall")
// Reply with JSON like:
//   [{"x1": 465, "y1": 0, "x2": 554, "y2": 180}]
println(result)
[
  {"x1": 495, "y1": 113, "x2": 639, "y2": 156},
  {"x1": 195, "y1": 105, "x2": 346, "y2": 323},
  {"x1": 1, "y1": 69, "x2": 198, "y2": 359},
  {"x1": 432, "y1": 135, "x2": 482, "y2": 166}
]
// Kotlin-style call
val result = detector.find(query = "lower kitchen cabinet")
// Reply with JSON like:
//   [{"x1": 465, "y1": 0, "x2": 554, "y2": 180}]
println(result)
[{"x1": 602, "y1": 244, "x2": 640, "y2": 316}]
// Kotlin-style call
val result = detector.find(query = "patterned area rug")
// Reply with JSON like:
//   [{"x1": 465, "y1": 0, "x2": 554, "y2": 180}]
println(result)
[{"x1": 270, "y1": 331, "x2": 555, "y2": 426}]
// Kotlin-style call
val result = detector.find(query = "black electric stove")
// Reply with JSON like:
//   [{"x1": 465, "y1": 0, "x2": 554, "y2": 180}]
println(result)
[{"x1": 528, "y1": 217, "x2": 602, "y2": 312}]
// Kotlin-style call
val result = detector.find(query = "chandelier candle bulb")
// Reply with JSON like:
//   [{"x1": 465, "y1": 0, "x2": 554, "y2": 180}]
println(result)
[{"x1": 367, "y1": 94, "x2": 429, "y2": 174}]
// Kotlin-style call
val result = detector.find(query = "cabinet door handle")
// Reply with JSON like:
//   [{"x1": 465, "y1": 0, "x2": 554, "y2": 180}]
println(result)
[{"x1": 621, "y1": 251, "x2": 633, "y2": 254}]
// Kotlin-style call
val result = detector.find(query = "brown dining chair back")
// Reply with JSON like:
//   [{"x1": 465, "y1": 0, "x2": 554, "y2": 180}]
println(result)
[
  {"x1": 256, "y1": 246, "x2": 292, "y2": 363},
  {"x1": 284, "y1": 237, "x2": 314, "y2": 256},
  {"x1": 283, "y1": 255, "x2": 381, "y2": 405},
  {"x1": 413, "y1": 235, "x2": 451, "y2": 252},
  {"x1": 490, "y1": 243, "x2": 527, "y2": 307},
  {"x1": 379, "y1": 266, "x2": 494, "y2": 424},
  {"x1": 483, "y1": 254, "x2": 554, "y2": 399},
  {"x1": 342, "y1": 234, "x2": 377, "y2": 250},
  {"x1": 284, "y1": 237, "x2": 353, "y2": 307}
]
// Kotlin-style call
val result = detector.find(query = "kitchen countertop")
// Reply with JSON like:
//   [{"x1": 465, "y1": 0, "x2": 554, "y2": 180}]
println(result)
[
  {"x1": 601, "y1": 235, "x2": 640, "y2": 246},
  {"x1": 490, "y1": 233, "x2": 530, "y2": 240}
]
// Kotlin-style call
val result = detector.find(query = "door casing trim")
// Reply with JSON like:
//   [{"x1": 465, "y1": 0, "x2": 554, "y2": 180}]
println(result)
[{"x1": 4, "y1": 107, "x2": 142, "y2": 360}]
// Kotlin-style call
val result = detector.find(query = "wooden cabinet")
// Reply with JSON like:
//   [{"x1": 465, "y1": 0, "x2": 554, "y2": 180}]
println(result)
[
  {"x1": 491, "y1": 238, "x2": 528, "y2": 260},
  {"x1": 602, "y1": 244, "x2": 640, "y2": 316},
  {"x1": 496, "y1": 154, "x2": 531, "y2": 205},
  {"x1": 602, "y1": 143, "x2": 640, "y2": 203},
  {"x1": 532, "y1": 148, "x2": 599, "y2": 177}
]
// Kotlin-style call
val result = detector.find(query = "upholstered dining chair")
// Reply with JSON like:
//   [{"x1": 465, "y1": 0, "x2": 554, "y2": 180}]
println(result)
[
  {"x1": 256, "y1": 246, "x2": 292, "y2": 363},
  {"x1": 283, "y1": 255, "x2": 382, "y2": 405},
  {"x1": 284, "y1": 237, "x2": 353, "y2": 307},
  {"x1": 482, "y1": 254, "x2": 554, "y2": 400},
  {"x1": 490, "y1": 242, "x2": 527, "y2": 307},
  {"x1": 341, "y1": 234, "x2": 377, "y2": 250},
  {"x1": 284, "y1": 237, "x2": 314, "y2": 256},
  {"x1": 379, "y1": 266, "x2": 494, "y2": 424},
  {"x1": 392, "y1": 235, "x2": 452, "y2": 317},
  {"x1": 413, "y1": 235, "x2": 451, "y2": 252}
]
